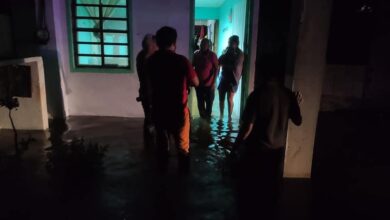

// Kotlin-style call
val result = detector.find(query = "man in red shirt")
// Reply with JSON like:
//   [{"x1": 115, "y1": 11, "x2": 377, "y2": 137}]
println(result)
[
  {"x1": 147, "y1": 26, "x2": 199, "y2": 173},
  {"x1": 192, "y1": 38, "x2": 219, "y2": 120}
]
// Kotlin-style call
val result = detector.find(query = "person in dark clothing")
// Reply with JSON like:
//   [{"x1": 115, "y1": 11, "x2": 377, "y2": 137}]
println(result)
[
  {"x1": 136, "y1": 34, "x2": 158, "y2": 145},
  {"x1": 193, "y1": 35, "x2": 200, "y2": 51},
  {"x1": 233, "y1": 70, "x2": 302, "y2": 219},
  {"x1": 193, "y1": 38, "x2": 219, "y2": 120},
  {"x1": 218, "y1": 35, "x2": 244, "y2": 122},
  {"x1": 147, "y1": 26, "x2": 199, "y2": 173}
]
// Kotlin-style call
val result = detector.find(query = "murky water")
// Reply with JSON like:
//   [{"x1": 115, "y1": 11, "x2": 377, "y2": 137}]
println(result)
[
  {"x1": 192, "y1": 117, "x2": 239, "y2": 151},
  {"x1": 0, "y1": 117, "x2": 240, "y2": 219}
]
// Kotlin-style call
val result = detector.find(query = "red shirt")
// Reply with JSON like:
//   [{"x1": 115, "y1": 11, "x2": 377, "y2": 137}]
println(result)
[
  {"x1": 147, "y1": 50, "x2": 197, "y2": 127},
  {"x1": 192, "y1": 50, "x2": 219, "y2": 87}
]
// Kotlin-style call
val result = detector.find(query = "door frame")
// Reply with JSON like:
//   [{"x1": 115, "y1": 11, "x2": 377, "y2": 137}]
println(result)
[{"x1": 189, "y1": 0, "x2": 255, "y2": 120}]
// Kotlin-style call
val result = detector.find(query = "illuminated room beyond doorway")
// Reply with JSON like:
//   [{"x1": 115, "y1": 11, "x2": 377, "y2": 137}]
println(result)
[{"x1": 190, "y1": 0, "x2": 248, "y2": 121}]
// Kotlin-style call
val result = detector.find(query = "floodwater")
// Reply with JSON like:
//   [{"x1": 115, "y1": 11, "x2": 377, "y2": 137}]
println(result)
[{"x1": 1, "y1": 111, "x2": 389, "y2": 219}]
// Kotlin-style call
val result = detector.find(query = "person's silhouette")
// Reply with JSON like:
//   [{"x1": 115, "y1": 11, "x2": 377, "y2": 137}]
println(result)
[
  {"x1": 232, "y1": 62, "x2": 302, "y2": 219},
  {"x1": 147, "y1": 26, "x2": 199, "y2": 173},
  {"x1": 218, "y1": 35, "x2": 244, "y2": 122},
  {"x1": 136, "y1": 34, "x2": 158, "y2": 146}
]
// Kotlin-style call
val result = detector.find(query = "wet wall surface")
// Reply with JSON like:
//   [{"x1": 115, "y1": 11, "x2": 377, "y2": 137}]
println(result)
[{"x1": 0, "y1": 112, "x2": 389, "y2": 219}]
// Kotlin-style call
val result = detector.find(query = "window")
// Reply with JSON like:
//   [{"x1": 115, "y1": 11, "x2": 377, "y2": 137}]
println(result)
[{"x1": 70, "y1": 0, "x2": 131, "y2": 70}]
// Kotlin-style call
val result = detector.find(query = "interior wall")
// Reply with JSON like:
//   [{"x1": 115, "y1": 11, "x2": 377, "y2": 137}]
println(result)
[
  {"x1": 51, "y1": 0, "x2": 191, "y2": 117},
  {"x1": 217, "y1": 0, "x2": 247, "y2": 56},
  {"x1": 195, "y1": 7, "x2": 219, "y2": 20}
]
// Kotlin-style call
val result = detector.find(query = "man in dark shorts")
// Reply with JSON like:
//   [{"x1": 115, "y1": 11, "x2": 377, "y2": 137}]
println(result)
[
  {"x1": 193, "y1": 38, "x2": 219, "y2": 120},
  {"x1": 232, "y1": 68, "x2": 302, "y2": 219},
  {"x1": 218, "y1": 35, "x2": 244, "y2": 121},
  {"x1": 147, "y1": 26, "x2": 199, "y2": 173}
]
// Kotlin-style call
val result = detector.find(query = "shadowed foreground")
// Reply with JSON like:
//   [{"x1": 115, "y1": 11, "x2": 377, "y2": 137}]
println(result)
[{"x1": 0, "y1": 112, "x2": 389, "y2": 219}]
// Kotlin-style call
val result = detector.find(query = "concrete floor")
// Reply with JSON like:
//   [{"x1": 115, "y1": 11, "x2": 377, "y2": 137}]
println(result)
[{"x1": 0, "y1": 112, "x2": 389, "y2": 219}]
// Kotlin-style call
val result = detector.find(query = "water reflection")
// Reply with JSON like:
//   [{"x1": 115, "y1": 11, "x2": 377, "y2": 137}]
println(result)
[
  {"x1": 192, "y1": 117, "x2": 239, "y2": 149},
  {"x1": 191, "y1": 116, "x2": 239, "y2": 173},
  {"x1": 1, "y1": 117, "x2": 240, "y2": 219}
]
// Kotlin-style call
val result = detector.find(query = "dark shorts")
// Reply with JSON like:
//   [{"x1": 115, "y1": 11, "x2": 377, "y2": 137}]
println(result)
[{"x1": 218, "y1": 79, "x2": 238, "y2": 93}]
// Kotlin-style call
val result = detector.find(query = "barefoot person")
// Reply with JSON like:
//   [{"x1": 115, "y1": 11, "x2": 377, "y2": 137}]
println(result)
[
  {"x1": 193, "y1": 38, "x2": 219, "y2": 120},
  {"x1": 218, "y1": 35, "x2": 244, "y2": 121}
]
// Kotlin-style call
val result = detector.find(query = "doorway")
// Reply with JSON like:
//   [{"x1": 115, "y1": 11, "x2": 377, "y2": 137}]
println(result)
[{"x1": 189, "y1": 0, "x2": 250, "y2": 121}]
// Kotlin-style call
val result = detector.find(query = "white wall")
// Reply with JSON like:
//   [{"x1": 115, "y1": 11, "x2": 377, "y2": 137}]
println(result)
[
  {"x1": 51, "y1": 0, "x2": 191, "y2": 117},
  {"x1": 284, "y1": 0, "x2": 333, "y2": 178},
  {"x1": 0, "y1": 57, "x2": 49, "y2": 130}
]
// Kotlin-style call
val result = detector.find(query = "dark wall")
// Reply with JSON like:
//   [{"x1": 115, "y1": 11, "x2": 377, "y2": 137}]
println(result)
[
  {"x1": 0, "y1": 0, "x2": 65, "y2": 119},
  {"x1": 0, "y1": 0, "x2": 39, "y2": 59},
  {"x1": 326, "y1": 0, "x2": 376, "y2": 65},
  {"x1": 321, "y1": 0, "x2": 390, "y2": 111},
  {"x1": 254, "y1": 0, "x2": 296, "y2": 86},
  {"x1": 365, "y1": 0, "x2": 390, "y2": 109},
  {"x1": 36, "y1": 0, "x2": 66, "y2": 119}
]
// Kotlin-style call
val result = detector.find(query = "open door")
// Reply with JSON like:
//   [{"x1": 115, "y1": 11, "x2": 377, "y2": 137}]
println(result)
[{"x1": 190, "y1": 0, "x2": 252, "y2": 122}]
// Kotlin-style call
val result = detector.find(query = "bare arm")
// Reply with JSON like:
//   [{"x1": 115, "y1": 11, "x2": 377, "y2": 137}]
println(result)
[
  {"x1": 190, "y1": 74, "x2": 200, "y2": 87},
  {"x1": 186, "y1": 58, "x2": 199, "y2": 87}
]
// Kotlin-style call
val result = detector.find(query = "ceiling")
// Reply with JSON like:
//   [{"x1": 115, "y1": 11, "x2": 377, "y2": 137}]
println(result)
[{"x1": 195, "y1": 0, "x2": 226, "y2": 8}]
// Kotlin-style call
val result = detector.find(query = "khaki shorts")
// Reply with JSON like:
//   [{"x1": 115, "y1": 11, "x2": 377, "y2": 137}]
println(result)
[
  {"x1": 177, "y1": 107, "x2": 191, "y2": 154},
  {"x1": 155, "y1": 107, "x2": 191, "y2": 155}
]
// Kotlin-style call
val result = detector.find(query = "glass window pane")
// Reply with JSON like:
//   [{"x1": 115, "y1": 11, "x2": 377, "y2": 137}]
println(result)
[
  {"x1": 103, "y1": 33, "x2": 128, "y2": 43},
  {"x1": 76, "y1": 19, "x2": 100, "y2": 29},
  {"x1": 78, "y1": 56, "x2": 102, "y2": 66},
  {"x1": 103, "y1": 20, "x2": 127, "y2": 30},
  {"x1": 77, "y1": 31, "x2": 101, "y2": 42},
  {"x1": 104, "y1": 45, "x2": 128, "y2": 55},
  {"x1": 78, "y1": 44, "x2": 101, "y2": 55},
  {"x1": 101, "y1": 0, "x2": 126, "y2": 6},
  {"x1": 73, "y1": 1, "x2": 130, "y2": 69},
  {"x1": 103, "y1": 7, "x2": 126, "y2": 18},
  {"x1": 104, "y1": 57, "x2": 129, "y2": 67},
  {"x1": 76, "y1": 0, "x2": 99, "y2": 4},
  {"x1": 76, "y1": 6, "x2": 99, "y2": 17}
]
